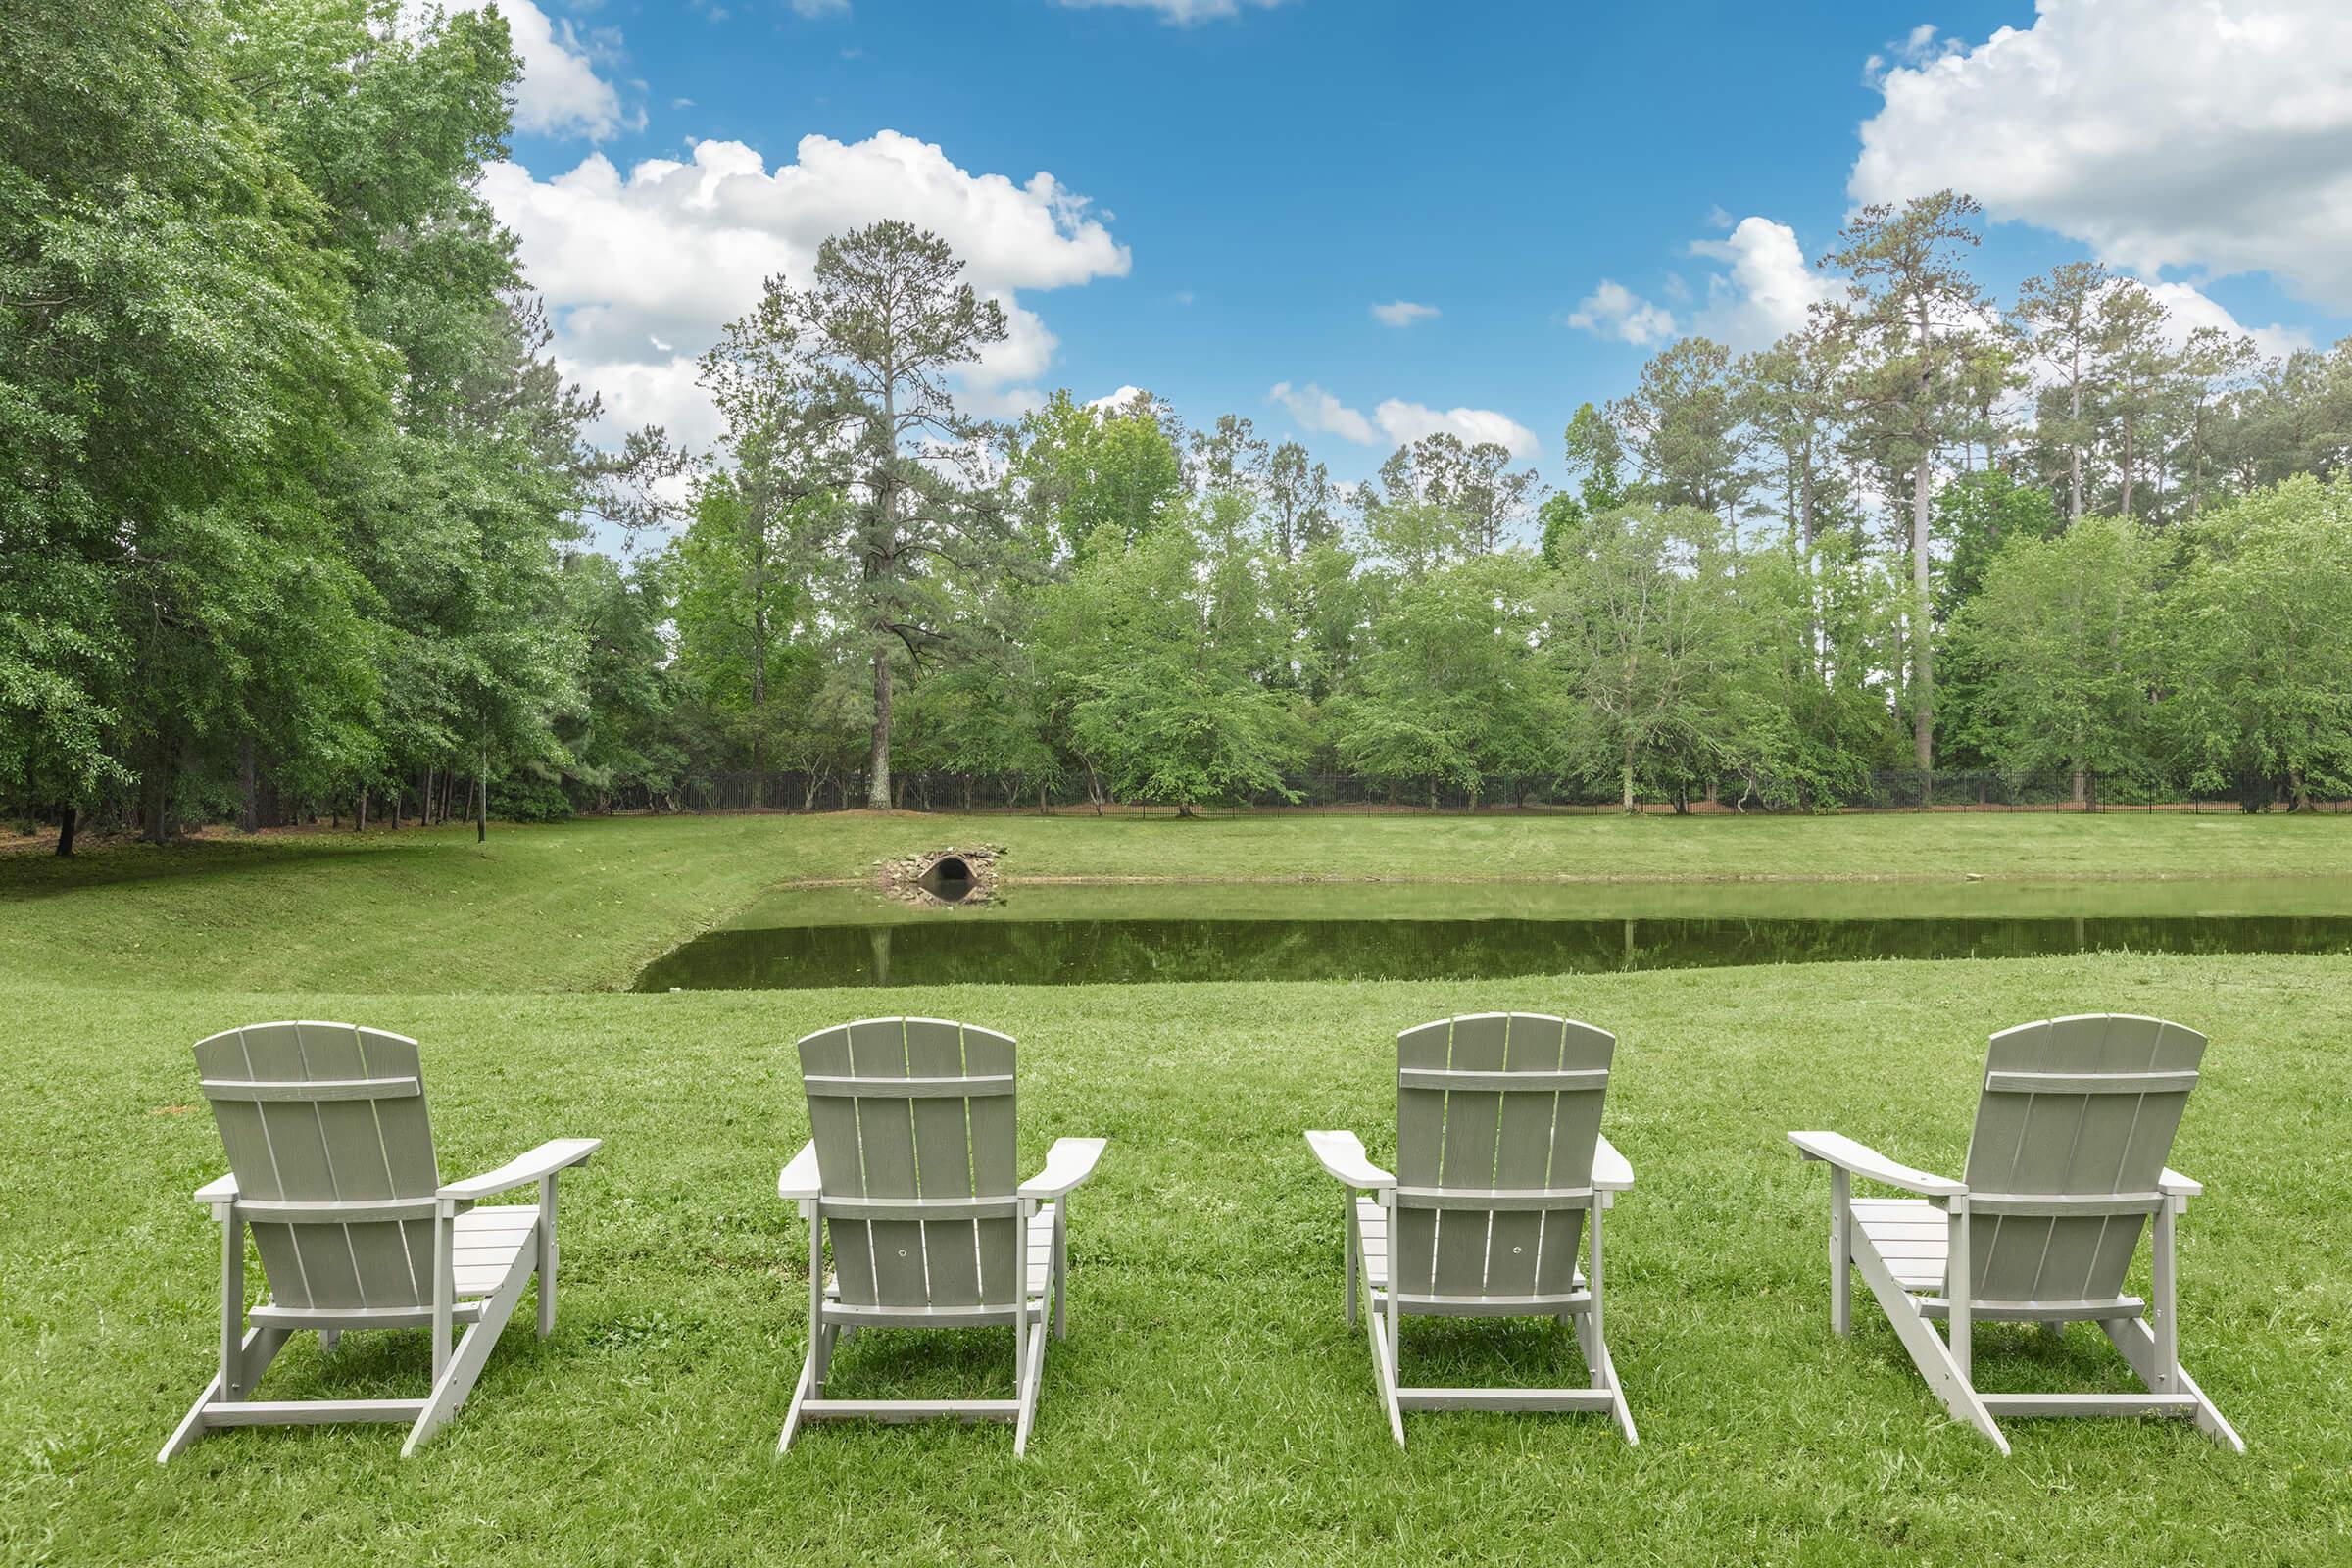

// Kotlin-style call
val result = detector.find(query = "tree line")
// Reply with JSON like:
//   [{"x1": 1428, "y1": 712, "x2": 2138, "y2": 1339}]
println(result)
[{"x1": 6, "y1": 7, "x2": 2352, "y2": 852}]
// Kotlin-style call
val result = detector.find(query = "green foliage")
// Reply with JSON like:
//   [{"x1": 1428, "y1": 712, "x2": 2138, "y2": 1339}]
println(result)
[
  {"x1": 1936, "y1": 469, "x2": 2064, "y2": 613},
  {"x1": 1012, "y1": 389, "x2": 1186, "y2": 559},
  {"x1": 2163, "y1": 474, "x2": 2352, "y2": 808},
  {"x1": 1045, "y1": 514, "x2": 1301, "y2": 812},
  {"x1": 1951, "y1": 514, "x2": 2163, "y2": 785}
]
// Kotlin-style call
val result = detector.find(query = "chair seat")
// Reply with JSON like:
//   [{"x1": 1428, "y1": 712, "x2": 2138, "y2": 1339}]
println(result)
[
  {"x1": 822, "y1": 1206, "x2": 1055, "y2": 1313},
  {"x1": 1852, "y1": 1198, "x2": 1948, "y2": 1292},
  {"x1": 451, "y1": 1204, "x2": 541, "y2": 1298},
  {"x1": 1355, "y1": 1197, "x2": 1585, "y2": 1298}
]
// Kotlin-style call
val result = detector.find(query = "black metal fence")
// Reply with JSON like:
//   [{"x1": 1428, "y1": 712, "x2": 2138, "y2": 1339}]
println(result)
[{"x1": 593, "y1": 768, "x2": 2350, "y2": 816}]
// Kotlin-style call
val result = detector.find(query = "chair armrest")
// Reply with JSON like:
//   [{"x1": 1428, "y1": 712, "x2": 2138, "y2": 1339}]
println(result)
[
  {"x1": 194, "y1": 1173, "x2": 239, "y2": 1206},
  {"x1": 1592, "y1": 1133, "x2": 1634, "y2": 1192},
  {"x1": 1788, "y1": 1130, "x2": 1965, "y2": 1198},
  {"x1": 1304, "y1": 1130, "x2": 1396, "y2": 1192},
  {"x1": 440, "y1": 1137, "x2": 602, "y2": 1203},
  {"x1": 1018, "y1": 1137, "x2": 1107, "y2": 1201},
  {"x1": 778, "y1": 1140, "x2": 821, "y2": 1201},
  {"x1": 2159, "y1": 1166, "x2": 2202, "y2": 1198}
]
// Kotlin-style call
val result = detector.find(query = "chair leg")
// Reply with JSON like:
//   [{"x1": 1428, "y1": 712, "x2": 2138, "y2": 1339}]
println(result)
[
  {"x1": 1013, "y1": 1313, "x2": 1048, "y2": 1456},
  {"x1": 2102, "y1": 1317, "x2": 2245, "y2": 1454},
  {"x1": 158, "y1": 1327, "x2": 290, "y2": 1463},
  {"x1": 1365, "y1": 1298, "x2": 1405, "y2": 1447},
  {"x1": 1851, "y1": 1235, "x2": 2009, "y2": 1454},
  {"x1": 1053, "y1": 1203, "x2": 1069, "y2": 1342},
  {"x1": 1588, "y1": 1330, "x2": 1639, "y2": 1446},
  {"x1": 404, "y1": 1250, "x2": 535, "y2": 1456},
  {"x1": 538, "y1": 1178, "x2": 560, "y2": 1339},
  {"x1": 777, "y1": 1348, "x2": 817, "y2": 1453},
  {"x1": 1829, "y1": 1168, "x2": 1852, "y2": 1337},
  {"x1": 1344, "y1": 1200, "x2": 1359, "y2": 1328}
]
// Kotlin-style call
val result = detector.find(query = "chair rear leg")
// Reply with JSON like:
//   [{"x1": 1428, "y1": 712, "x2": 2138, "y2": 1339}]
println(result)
[
  {"x1": 405, "y1": 1250, "x2": 535, "y2": 1457},
  {"x1": 2102, "y1": 1316, "x2": 2245, "y2": 1453},
  {"x1": 1013, "y1": 1316, "x2": 1048, "y2": 1456}
]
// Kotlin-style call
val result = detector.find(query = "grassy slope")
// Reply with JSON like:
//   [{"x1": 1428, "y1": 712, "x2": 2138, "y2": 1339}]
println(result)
[
  {"x1": 5, "y1": 955, "x2": 2349, "y2": 1566},
  {"x1": 5, "y1": 810, "x2": 2351, "y2": 993}
]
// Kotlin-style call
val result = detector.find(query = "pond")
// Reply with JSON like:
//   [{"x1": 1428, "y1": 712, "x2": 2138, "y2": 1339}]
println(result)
[{"x1": 633, "y1": 876, "x2": 2352, "y2": 990}]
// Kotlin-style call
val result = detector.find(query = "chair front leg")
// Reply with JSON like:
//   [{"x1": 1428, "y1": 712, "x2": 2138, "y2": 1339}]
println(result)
[
  {"x1": 808, "y1": 1202, "x2": 830, "y2": 1391},
  {"x1": 433, "y1": 1198, "x2": 456, "y2": 1382},
  {"x1": 1587, "y1": 1197, "x2": 1606, "y2": 1357},
  {"x1": 537, "y1": 1172, "x2": 560, "y2": 1338},
  {"x1": 1344, "y1": 1195, "x2": 1359, "y2": 1327},
  {"x1": 219, "y1": 1201, "x2": 246, "y2": 1400},
  {"x1": 1053, "y1": 1200, "x2": 1068, "y2": 1341},
  {"x1": 2151, "y1": 1196, "x2": 2180, "y2": 1396},
  {"x1": 1945, "y1": 1199, "x2": 1972, "y2": 1385},
  {"x1": 1829, "y1": 1167, "x2": 1852, "y2": 1337}
]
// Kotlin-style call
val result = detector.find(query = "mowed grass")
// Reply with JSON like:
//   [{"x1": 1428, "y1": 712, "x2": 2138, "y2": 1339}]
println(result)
[
  {"x1": 5, "y1": 808, "x2": 2351, "y2": 993},
  {"x1": 5, "y1": 956, "x2": 2351, "y2": 1566},
  {"x1": 4, "y1": 814, "x2": 2350, "y2": 1563}
]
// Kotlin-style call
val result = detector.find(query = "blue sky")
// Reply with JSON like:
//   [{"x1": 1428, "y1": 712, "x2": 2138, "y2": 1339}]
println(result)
[{"x1": 466, "y1": 0, "x2": 2352, "y2": 495}]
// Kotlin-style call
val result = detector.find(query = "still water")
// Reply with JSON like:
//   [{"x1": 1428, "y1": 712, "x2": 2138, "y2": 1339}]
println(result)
[{"x1": 633, "y1": 878, "x2": 2352, "y2": 990}]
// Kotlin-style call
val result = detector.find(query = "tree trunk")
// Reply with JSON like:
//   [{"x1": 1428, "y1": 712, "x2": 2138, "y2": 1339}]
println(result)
[
  {"x1": 1620, "y1": 747, "x2": 1636, "y2": 814},
  {"x1": 1911, "y1": 452, "x2": 1935, "y2": 803},
  {"x1": 54, "y1": 804, "x2": 75, "y2": 858},
  {"x1": 2072, "y1": 767, "x2": 2087, "y2": 808},
  {"x1": 357, "y1": 788, "x2": 368, "y2": 832},
  {"x1": 2068, "y1": 350, "x2": 2083, "y2": 525},
  {"x1": 238, "y1": 738, "x2": 259, "y2": 834},
  {"x1": 866, "y1": 647, "x2": 893, "y2": 809},
  {"x1": 141, "y1": 740, "x2": 174, "y2": 845}
]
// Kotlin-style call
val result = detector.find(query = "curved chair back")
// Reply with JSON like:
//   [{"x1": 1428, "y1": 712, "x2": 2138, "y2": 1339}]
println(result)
[
  {"x1": 797, "y1": 1017, "x2": 1022, "y2": 1311},
  {"x1": 1392, "y1": 1012, "x2": 1613, "y2": 1304},
  {"x1": 1960, "y1": 1014, "x2": 2205, "y2": 1306},
  {"x1": 192, "y1": 1021, "x2": 441, "y2": 1313}
]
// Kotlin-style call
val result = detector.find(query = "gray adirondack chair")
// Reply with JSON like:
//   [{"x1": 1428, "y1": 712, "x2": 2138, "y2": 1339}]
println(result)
[
  {"x1": 1790, "y1": 1013, "x2": 2241, "y2": 1454},
  {"x1": 1305, "y1": 1011, "x2": 1637, "y2": 1446},
  {"x1": 776, "y1": 1017, "x2": 1106, "y2": 1455},
  {"x1": 161, "y1": 1021, "x2": 601, "y2": 1461}
]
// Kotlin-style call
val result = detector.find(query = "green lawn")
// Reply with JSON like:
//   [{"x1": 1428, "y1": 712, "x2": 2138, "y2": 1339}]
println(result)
[
  {"x1": 4, "y1": 815, "x2": 2349, "y2": 1565},
  {"x1": 5, "y1": 808, "x2": 2349, "y2": 992}
]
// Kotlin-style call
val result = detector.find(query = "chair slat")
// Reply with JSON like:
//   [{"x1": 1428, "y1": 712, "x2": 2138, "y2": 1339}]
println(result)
[
  {"x1": 1394, "y1": 1020, "x2": 1449, "y2": 1298},
  {"x1": 846, "y1": 1019, "x2": 928, "y2": 1308},
  {"x1": 1431, "y1": 1015, "x2": 1508, "y2": 1296},
  {"x1": 906, "y1": 1019, "x2": 984, "y2": 1309},
  {"x1": 198, "y1": 1076, "x2": 421, "y2": 1101},
  {"x1": 963, "y1": 1025, "x2": 1020, "y2": 1305},
  {"x1": 799, "y1": 1026, "x2": 876, "y2": 1304},
  {"x1": 1486, "y1": 1015, "x2": 1564, "y2": 1298}
]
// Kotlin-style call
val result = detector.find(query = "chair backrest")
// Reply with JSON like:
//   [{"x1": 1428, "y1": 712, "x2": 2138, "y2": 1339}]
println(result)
[
  {"x1": 192, "y1": 1021, "x2": 442, "y2": 1314},
  {"x1": 1392, "y1": 1012, "x2": 1613, "y2": 1302},
  {"x1": 1959, "y1": 1013, "x2": 2205, "y2": 1306},
  {"x1": 797, "y1": 1018, "x2": 1021, "y2": 1310}
]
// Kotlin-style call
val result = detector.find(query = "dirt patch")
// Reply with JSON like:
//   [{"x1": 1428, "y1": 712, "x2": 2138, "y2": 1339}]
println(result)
[{"x1": 879, "y1": 845, "x2": 1005, "y2": 906}]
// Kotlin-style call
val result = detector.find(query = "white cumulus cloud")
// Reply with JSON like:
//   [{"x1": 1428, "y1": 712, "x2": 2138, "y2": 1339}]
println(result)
[
  {"x1": 1370, "y1": 299, "x2": 1440, "y2": 327},
  {"x1": 1565, "y1": 280, "x2": 1678, "y2": 346},
  {"x1": 406, "y1": 0, "x2": 639, "y2": 141},
  {"x1": 1054, "y1": 0, "x2": 1289, "y2": 22},
  {"x1": 1373, "y1": 399, "x2": 1538, "y2": 458},
  {"x1": 1688, "y1": 217, "x2": 1840, "y2": 349},
  {"x1": 2110, "y1": 280, "x2": 2312, "y2": 364},
  {"x1": 481, "y1": 130, "x2": 1132, "y2": 448},
  {"x1": 1269, "y1": 381, "x2": 1376, "y2": 446},
  {"x1": 1268, "y1": 384, "x2": 1537, "y2": 459},
  {"x1": 1851, "y1": 0, "x2": 2352, "y2": 308}
]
